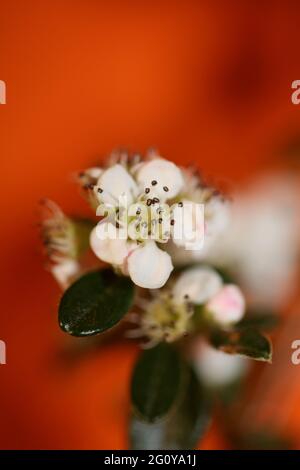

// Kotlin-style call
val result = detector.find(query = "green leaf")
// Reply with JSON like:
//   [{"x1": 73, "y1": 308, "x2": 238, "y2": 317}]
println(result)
[
  {"x1": 209, "y1": 328, "x2": 272, "y2": 362},
  {"x1": 58, "y1": 269, "x2": 135, "y2": 336},
  {"x1": 130, "y1": 366, "x2": 211, "y2": 450},
  {"x1": 131, "y1": 343, "x2": 185, "y2": 423},
  {"x1": 235, "y1": 311, "x2": 279, "y2": 331},
  {"x1": 163, "y1": 367, "x2": 211, "y2": 449}
]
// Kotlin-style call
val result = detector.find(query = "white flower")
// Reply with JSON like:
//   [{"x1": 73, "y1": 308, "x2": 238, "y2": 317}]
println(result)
[
  {"x1": 172, "y1": 266, "x2": 223, "y2": 304},
  {"x1": 193, "y1": 341, "x2": 248, "y2": 387},
  {"x1": 90, "y1": 222, "x2": 134, "y2": 265},
  {"x1": 96, "y1": 164, "x2": 138, "y2": 206},
  {"x1": 88, "y1": 154, "x2": 196, "y2": 288},
  {"x1": 127, "y1": 241, "x2": 173, "y2": 289},
  {"x1": 127, "y1": 291, "x2": 194, "y2": 347},
  {"x1": 164, "y1": 175, "x2": 231, "y2": 265},
  {"x1": 134, "y1": 158, "x2": 184, "y2": 200},
  {"x1": 87, "y1": 152, "x2": 232, "y2": 288},
  {"x1": 206, "y1": 285, "x2": 245, "y2": 325},
  {"x1": 172, "y1": 266, "x2": 245, "y2": 325}
]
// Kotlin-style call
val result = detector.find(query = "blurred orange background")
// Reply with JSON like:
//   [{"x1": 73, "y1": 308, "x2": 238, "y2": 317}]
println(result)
[{"x1": 1, "y1": 0, "x2": 300, "y2": 449}]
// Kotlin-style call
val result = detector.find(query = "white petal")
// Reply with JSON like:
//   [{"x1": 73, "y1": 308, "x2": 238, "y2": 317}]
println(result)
[
  {"x1": 193, "y1": 341, "x2": 247, "y2": 387},
  {"x1": 206, "y1": 284, "x2": 245, "y2": 324},
  {"x1": 84, "y1": 167, "x2": 103, "y2": 179},
  {"x1": 90, "y1": 223, "x2": 131, "y2": 265},
  {"x1": 51, "y1": 259, "x2": 80, "y2": 290},
  {"x1": 205, "y1": 197, "x2": 231, "y2": 237},
  {"x1": 172, "y1": 266, "x2": 223, "y2": 304},
  {"x1": 127, "y1": 241, "x2": 173, "y2": 288},
  {"x1": 136, "y1": 158, "x2": 184, "y2": 200},
  {"x1": 95, "y1": 164, "x2": 138, "y2": 206},
  {"x1": 171, "y1": 199, "x2": 205, "y2": 250}
]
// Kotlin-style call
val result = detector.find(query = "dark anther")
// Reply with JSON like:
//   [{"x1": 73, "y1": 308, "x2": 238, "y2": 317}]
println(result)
[
  {"x1": 146, "y1": 199, "x2": 152, "y2": 206},
  {"x1": 158, "y1": 218, "x2": 163, "y2": 223},
  {"x1": 151, "y1": 180, "x2": 157, "y2": 186},
  {"x1": 145, "y1": 188, "x2": 150, "y2": 194},
  {"x1": 178, "y1": 201, "x2": 183, "y2": 207},
  {"x1": 170, "y1": 219, "x2": 175, "y2": 225},
  {"x1": 136, "y1": 208, "x2": 141, "y2": 215},
  {"x1": 97, "y1": 187, "x2": 103, "y2": 193},
  {"x1": 163, "y1": 186, "x2": 169, "y2": 192},
  {"x1": 152, "y1": 197, "x2": 160, "y2": 204}
]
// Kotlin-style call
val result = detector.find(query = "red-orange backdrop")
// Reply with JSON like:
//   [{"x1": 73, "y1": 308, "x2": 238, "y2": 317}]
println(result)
[{"x1": 0, "y1": 0, "x2": 300, "y2": 449}]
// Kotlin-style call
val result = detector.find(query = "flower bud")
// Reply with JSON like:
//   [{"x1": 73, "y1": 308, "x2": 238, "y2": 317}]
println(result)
[{"x1": 206, "y1": 284, "x2": 245, "y2": 325}]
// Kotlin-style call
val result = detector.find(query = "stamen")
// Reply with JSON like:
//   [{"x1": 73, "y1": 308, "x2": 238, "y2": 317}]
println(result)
[
  {"x1": 152, "y1": 197, "x2": 160, "y2": 204},
  {"x1": 145, "y1": 188, "x2": 150, "y2": 194},
  {"x1": 151, "y1": 180, "x2": 157, "y2": 186},
  {"x1": 146, "y1": 199, "x2": 152, "y2": 206},
  {"x1": 163, "y1": 186, "x2": 169, "y2": 192}
]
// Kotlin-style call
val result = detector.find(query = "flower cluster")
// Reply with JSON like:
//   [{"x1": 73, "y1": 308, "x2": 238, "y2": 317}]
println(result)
[
  {"x1": 40, "y1": 150, "x2": 274, "y2": 450},
  {"x1": 83, "y1": 151, "x2": 228, "y2": 289},
  {"x1": 41, "y1": 151, "x2": 249, "y2": 343}
]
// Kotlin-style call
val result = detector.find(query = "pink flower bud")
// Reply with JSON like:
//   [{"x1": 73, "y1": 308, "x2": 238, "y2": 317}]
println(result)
[{"x1": 206, "y1": 284, "x2": 245, "y2": 325}]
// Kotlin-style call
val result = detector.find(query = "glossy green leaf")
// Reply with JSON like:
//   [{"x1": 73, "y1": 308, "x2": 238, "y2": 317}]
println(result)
[
  {"x1": 131, "y1": 343, "x2": 185, "y2": 423},
  {"x1": 59, "y1": 269, "x2": 135, "y2": 336},
  {"x1": 236, "y1": 311, "x2": 279, "y2": 331},
  {"x1": 209, "y1": 328, "x2": 272, "y2": 362},
  {"x1": 130, "y1": 366, "x2": 211, "y2": 449}
]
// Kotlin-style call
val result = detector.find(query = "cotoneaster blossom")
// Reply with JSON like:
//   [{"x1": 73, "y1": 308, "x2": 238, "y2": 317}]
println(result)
[
  {"x1": 128, "y1": 292, "x2": 194, "y2": 348},
  {"x1": 172, "y1": 266, "x2": 245, "y2": 325},
  {"x1": 165, "y1": 168, "x2": 231, "y2": 266},
  {"x1": 84, "y1": 152, "x2": 210, "y2": 289},
  {"x1": 128, "y1": 265, "x2": 245, "y2": 347}
]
